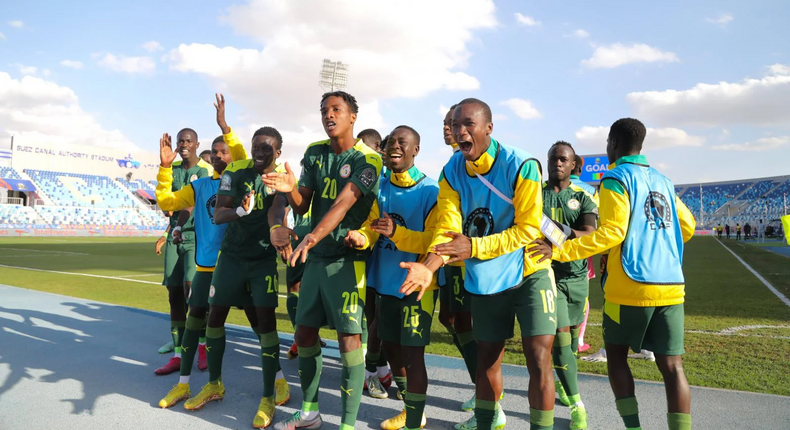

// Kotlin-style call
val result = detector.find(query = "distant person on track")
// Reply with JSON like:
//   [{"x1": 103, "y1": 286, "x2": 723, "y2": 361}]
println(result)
[
  {"x1": 717, "y1": 224, "x2": 722, "y2": 238},
  {"x1": 744, "y1": 223, "x2": 752, "y2": 241},
  {"x1": 725, "y1": 224, "x2": 730, "y2": 240},
  {"x1": 736, "y1": 223, "x2": 742, "y2": 240},
  {"x1": 530, "y1": 118, "x2": 696, "y2": 430},
  {"x1": 758, "y1": 219, "x2": 766, "y2": 242}
]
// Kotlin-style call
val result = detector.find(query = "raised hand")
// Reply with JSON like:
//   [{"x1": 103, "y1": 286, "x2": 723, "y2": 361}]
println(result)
[
  {"x1": 432, "y1": 231, "x2": 472, "y2": 264},
  {"x1": 398, "y1": 262, "x2": 433, "y2": 300},
  {"x1": 344, "y1": 230, "x2": 367, "y2": 249},
  {"x1": 214, "y1": 93, "x2": 230, "y2": 134},
  {"x1": 289, "y1": 233, "x2": 318, "y2": 267},
  {"x1": 261, "y1": 162, "x2": 296, "y2": 193},
  {"x1": 370, "y1": 211, "x2": 396, "y2": 238},
  {"x1": 159, "y1": 133, "x2": 178, "y2": 168}
]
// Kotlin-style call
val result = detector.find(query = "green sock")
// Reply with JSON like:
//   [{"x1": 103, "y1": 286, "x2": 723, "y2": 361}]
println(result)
[
  {"x1": 570, "y1": 327, "x2": 580, "y2": 355},
  {"x1": 365, "y1": 350, "x2": 380, "y2": 373},
  {"x1": 179, "y1": 316, "x2": 204, "y2": 376},
  {"x1": 205, "y1": 326, "x2": 226, "y2": 383},
  {"x1": 405, "y1": 391, "x2": 426, "y2": 429},
  {"x1": 361, "y1": 315, "x2": 368, "y2": 353},
  {"x1": 457, "y1": 331, "x2": 478, "y2": 383},
  {"x1": 286, "y1": 293, "x2": 299, "y2": 330},
  {"x1": 616, "y1": 396, "x2": 641, "y2": 429},
  {"x1": 394, "y1": 376, "x2": 407, "y2": 401},
  {"x1": 474, "y1": 398, "x2": 497, "y2": 429},
  {"x1": 445, "y1": 324, "x2": 465, "y2": 359},
  {"x1": 553, "y1": 332, "x2": 580, "y2": 401},
  {"x1": 668, "y1": 412, "x2": 691, "y2": 430},
  {"x1": 339, "y1": 347, "x2": 365, "y2": 428},
  {"x1": 530, "y1": 408, "x2": 554, "y2": 430},
  {"x1": 298, "y1": 341, "x2": 322, "y2": 412},
  {"x1": 260, "y1": 331, "x2": 279, "y2": 397},
  {"x1": 171, "y1": 320, "x2": 185, "y2": 356}
]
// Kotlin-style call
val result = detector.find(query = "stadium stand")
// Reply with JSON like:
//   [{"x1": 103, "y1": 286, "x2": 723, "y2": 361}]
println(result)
[
  {"x1": 0, "y1": 166, "x2": 23, "y2": 180},
  {"x1": 25, "y1": 170, "x2": 143, "y2": 208},
  {"x1": 0, "y1": 204, "x2": 44, "y2": 225},
  {"x1": 116, "y1": 177, "x2": 155, "y2": 193},
  {"x1": 34, "y1": 206, "x2": 148, "y2": 229}
]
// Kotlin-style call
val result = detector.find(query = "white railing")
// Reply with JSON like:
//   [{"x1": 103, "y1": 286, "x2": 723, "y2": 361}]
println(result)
[{"x1": 0, "y1": 197, "x2": 24, "y2": 205}]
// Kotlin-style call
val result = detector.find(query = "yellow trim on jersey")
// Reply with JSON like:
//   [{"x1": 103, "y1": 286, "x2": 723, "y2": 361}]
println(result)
[
  {"x1": 224, "y1": 158, "x2": 255, "y2": 173},
  {"x1": 352, "y1": 140, "x2": 384, "y2": 174}
]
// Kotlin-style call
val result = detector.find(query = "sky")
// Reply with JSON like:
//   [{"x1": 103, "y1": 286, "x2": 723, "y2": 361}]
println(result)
[{"x1": 0, "y1": 0, "x2": 788, "y2": 185}]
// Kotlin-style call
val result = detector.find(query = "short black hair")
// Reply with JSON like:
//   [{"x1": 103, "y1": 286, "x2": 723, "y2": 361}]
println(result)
[
  {"x1": 572, "y1": 154, "x2": 584, "y2": 174},
  {"x1": 447, "y1": 104, "x2": 458, "y2": 114},
  {"x1": 321, "y1": 91, "x2": 359, "y2": 114},
  {"x1": 177, "y1": 128, "x2": 198, "y2": 141},
  {"x1": 357, "y1": 129, "x2": 381, "y2": 143},
  {"x1": 211, "y1": 136, "x2": 224, "y2": 145},
  {"x1": 548, "y1": 140, "x2": 575, "y2": 156},
  {"x1": 609, "y1": 118, "x2": 646, "y2": 153},
  {"x1": 200, "y1": 149, "x2": 212, "y2": 158},
  {"x1": 456, "y1": 98, "x2": 492, "y2": 123},
  {"x1": 380, "y1": 134, "x2": 390, "y2": 152},
  {"x1": 392, "y1": 125, "x2": 421, "y2": 146},
  {"x1": 253, "y1": 126, "x2": 283, "y2": 150}
]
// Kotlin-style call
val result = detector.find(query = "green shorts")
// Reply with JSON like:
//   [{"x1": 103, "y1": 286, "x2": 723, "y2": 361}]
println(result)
[
  {"x1": 555, "y1": 275, "x2": 589, "y2": 328},
  {"x1": 188, "y1": 271, "x2": 213, "y2": 308},
  {"x1": 209, "y1": 253, "x2": 279, "y2": 308},
  {"x1": 445, "y1": 265, "x2": 471, "y2": 313},
  {"x1": 296, "y1": 258, "x2": 366, "y2": 334},
  {"x1": 471, "y1": 269, "x2": 558, "y2": 342},
  {"x1": 602, "y1": 301, "x2": 685, "y2": 356},
  {"x1": 378, "y1": 290, "x2": 438, "y2": 347},
  {"x1": 286, "y1": 260, "x2": 305, "y2": 285},
  {"x1": 163, "y1": 240, "x2": 197, "y2": 288}
]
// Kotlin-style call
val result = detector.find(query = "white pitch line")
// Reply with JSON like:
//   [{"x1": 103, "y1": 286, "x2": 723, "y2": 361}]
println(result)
[
  {"x1": 716, "y1": 238, "x2": 790, "y2": 308},
  {"x1": 0, "y1": 264, "x2": 289, "y2": 298},
  {"x1": 116, "y1": 273, "x2": 161, "y2": 278},
  {"x1": 0, "y1": 247, "x2": 88, "y2": 256}
]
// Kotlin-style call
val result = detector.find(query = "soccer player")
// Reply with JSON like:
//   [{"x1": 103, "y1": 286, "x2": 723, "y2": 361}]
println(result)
[
  {"x1": 570, "y1": 154, "x2": 598, "y2": 354},
  {"x1": 182, "y1": 125, "x2": 292, "y2": 428},
  {"x1": 736, "y1": 222, "x2": 742, "y2": 240},
  {"x1": 199, "y1": 150, "x2": 212, "y2": 164},
  {"x1": 358, "y1": 128, "x2": 383, "y2": 154},
  {"x1": 156, "y1": 128, "x2": 213, "y2": 375},
  {"x1": 348, "y1": 125, "x2": 436, "y2": 429},
  {"x1": 400, "y1": 98, "x2": 554, "y2": 430},
  {"x1": 542, "y1": 142, "x2": 597, "y2": 430},
  {"x1": 264, "y1": 91, "x2": 382, "y2": 430},
  {"x1": 531, "y1": 118, "x2": 695, "y2": 430}
]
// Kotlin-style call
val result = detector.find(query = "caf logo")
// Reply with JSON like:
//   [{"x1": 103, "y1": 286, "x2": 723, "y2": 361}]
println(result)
[
  {"x1": 644, "y1": 191, "x2": 672, "y2": 230},
  {"x1": 206, "y1": 195, "x2": 217, "y2": 223},
  {"x1": 463, "y1": 208, "x2": 494, "y2": 238}
]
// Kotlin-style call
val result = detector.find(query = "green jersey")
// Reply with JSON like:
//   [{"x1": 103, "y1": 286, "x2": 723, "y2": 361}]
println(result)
[
  {"x1": 292, "y1": 208, "x2": 312, "y2": 248},
  {"x1": 299, "y1": 139, "x2": 382, "y2": 260},
  {"x1": 217, "y1": 159, "x2": 280, "y2": 260},
  {"x1": 168, "y1": 159, "x2": 212, "y2": 242},
  {"x1": 542, "y1": 182, "x2": 598, "y2": 278}
]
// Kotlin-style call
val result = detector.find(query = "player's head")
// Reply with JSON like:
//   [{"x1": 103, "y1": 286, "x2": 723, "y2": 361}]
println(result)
[
  {"x1": 607, "y1": 118, "x2": 646, "y2": 162},
  {"x1": 320, "y1": 91, "x2": 358, "y2": 139},
  {"x1": 547, "y1": 141, "x2": 576, "y2": 183},
  {"x1": 443, "y1": 104, "x2": 458, "y2": 146},
  {"x1": 452, "y1": 98, "x2": 493, "y2": 161},
  {"x1": 572, "y1": 154, "x2": 584, "y2": 176},
  {"x1": 387, "y1": 125, "x2": 420, "y2": 173},
  {"x1": 210, "y1": 137, "x2": 232, "y2": 174},
  {"x1": 200, "y1": 149, "x2": 212, "y2": 164},
  {"x1": 251, "y1": 126, "x2": 282, "y2": 174},
  {"x1": 357, "y1": 129, "x2": 382, "y2": 153},
  {"x1": 176, "y1": 128, "x2": 199, "y2": 161}
]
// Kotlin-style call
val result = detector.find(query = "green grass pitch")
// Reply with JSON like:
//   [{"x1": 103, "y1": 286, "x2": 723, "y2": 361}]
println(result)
[{"x1": 0, "y1": 236, "x2": 788, "y2": 395}]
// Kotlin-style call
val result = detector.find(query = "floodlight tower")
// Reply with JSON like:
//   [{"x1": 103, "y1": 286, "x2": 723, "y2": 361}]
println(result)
[{"x1": 319, "y1": 59, "x2": 349, "y2": 92}]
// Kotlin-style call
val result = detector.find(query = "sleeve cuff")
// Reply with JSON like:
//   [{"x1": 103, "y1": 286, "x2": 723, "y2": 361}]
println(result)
[
  {"x1": 390, "y1": 225, "x2": 405, "y2": 244},
  {"x1": 222, "y1": 127, "x2": 234, "y2": 140},
  {"x1": 470, "y1": 237, "x2": 479, "y2": 258}
]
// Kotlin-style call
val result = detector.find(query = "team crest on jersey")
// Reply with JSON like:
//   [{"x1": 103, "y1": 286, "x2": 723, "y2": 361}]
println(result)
[
  {"x1": 206, "y1": 195, "x2": 217, "y2": 224},
  {"x1": 209, "y1": 285, "x2": 216, "y2": 298},
  {"x1": 567, "y1": 198, "x2": 580, "y2": 210},
  {"x1": 463, "y1": 208, "x2": 495, "y2": 238},
  {"x1": 644, "y1": 191, "x2": 672, "y2": 230},
  {"x1": 220, "y1": 174, "x2": 232, "y2": 191},
  {"x1": 264, "y1": 185, "x2": 276, "y2": 196},
  {"x1": 190, "y1": 174, "x2": 198, "y2": 183},
  {"x1": 388, "y1": 213, "x2": 406, "y2": 227},
  {"x1": 340, "y1": 164, "x2": 351, "y2": 178}
]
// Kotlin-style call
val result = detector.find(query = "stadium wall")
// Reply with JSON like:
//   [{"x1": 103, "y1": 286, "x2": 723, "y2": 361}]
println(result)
[
  {"x1": 11, "y1": 139, "x2": 159, "y2": 182},
  {"x1": 0, "y1": 227, "x2": 160, "y2": 237}
]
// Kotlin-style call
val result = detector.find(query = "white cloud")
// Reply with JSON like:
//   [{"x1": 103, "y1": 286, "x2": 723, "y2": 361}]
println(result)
[
  {"x1": 97, "y1": 53, "x2": 156, "y2": 74},
  {"x1": 706, "y1": 13, "x2": 733, "y2": 26},
  {"x1": 582, "y1": 43, "x2": 679, "y2": 69},
  {"x1": 41, "y1": 69, "x2": 51, "y2": 77},
  {"x1": 627, "y1": 68, "x2": 790, "y2": 127},
  {"x1": 0, "y1": 32, "x2": 5, "y2": 41},
  {"x1": 60, "y1": 60, "x2": 84, "y2": 69},
  {"x1": 141, "y1": 41, "x2": 163, "y2": 52},
  {"x1": 15, "y1": 64, "x2": 37, "y2": 75},
  {"x1": 711, "y1": 136, "x2": 789, "y2": 152},
  {"x1": 768, "y1": 63, "x2": 790, "y2": 75},
  {"x1": 574, "y1": 126, "x2": 704, "y2": 150},
  {"x1": 515, "y1": 13, "x2": 540, "y2": 27},
  {"x1": 573, "y1": 29, "x2": 589, "y2": 39},
  {"x1": 0, "y1": 72, "x2": 135, "y2": 149},
  {"x1": 499, "y1": 98, "x2": 542, "y2": 120},
  {"x1": 167, "y1": 0, "x2": 497, "y2": 169},
  {"x1": 8, "y1": 20, "x2": 23, "y2": 28}
]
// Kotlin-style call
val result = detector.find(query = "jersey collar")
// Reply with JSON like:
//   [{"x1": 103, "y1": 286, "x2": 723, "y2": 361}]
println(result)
[
  {"x1": 465, "y1": 138, "x2": 499, "y2": 176},
  {"x1": 389, "y1": 165, "x2": 424, "y2": 187},
  {"x1": 569, "y1": 174, "x2": 580, "y2": 180},
  {"x1": 613, "y1": 154, "x2": 649, "y2": 168}
]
